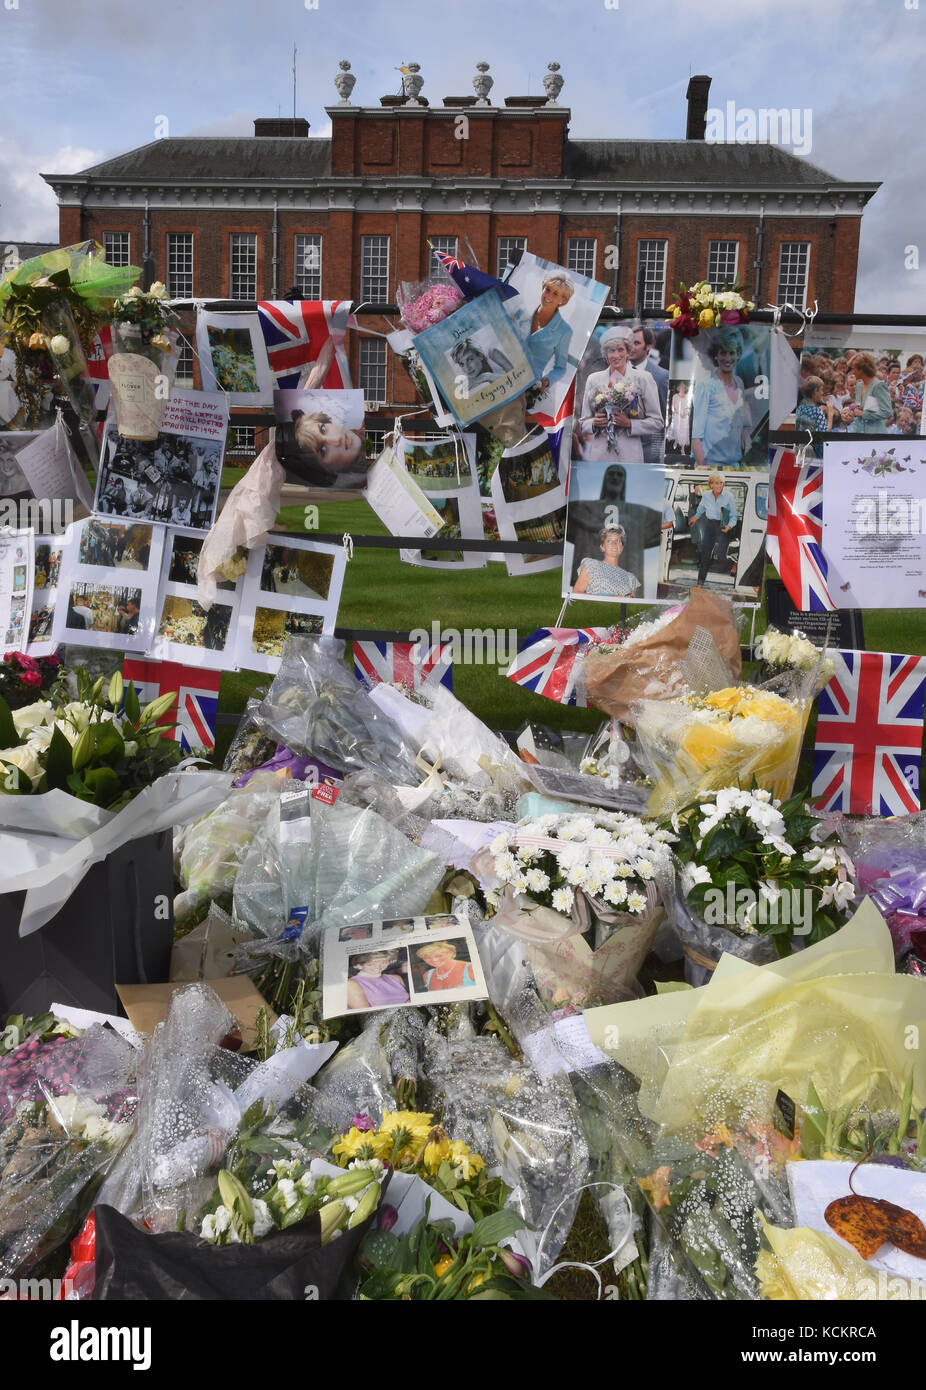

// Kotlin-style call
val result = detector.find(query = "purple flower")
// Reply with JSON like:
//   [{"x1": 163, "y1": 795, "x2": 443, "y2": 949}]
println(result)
[
  {"x1": 378, "y1": 1205, "x2": 398, "y2": 1232},
  {"x1": 498, "y1": 1248, "x2": 532, "y2": 1279},
  {"x1": 352, "y1": 1112, "x2": 374, "y2": 1132}
]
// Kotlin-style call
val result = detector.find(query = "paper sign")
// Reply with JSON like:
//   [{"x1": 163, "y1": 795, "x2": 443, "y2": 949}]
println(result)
[
  {"x1": 821, "y1": 438, "x2": 926, "y2": 607},
  {"x1": 15, "y1": 417, "x2": 94, "y2": 511},
  {"x1": 322, "y1": 913, "x2": 488, "y2": 1019},
  {"x1": 365, "y1": 446, "x2": 443, "y2": 537},
  {"x1": 521, "y1": 1011, "x2": 612, "y2": 1079},
  {"x1": 0, "y1": 528, "x2": 32, "y2": 654}
]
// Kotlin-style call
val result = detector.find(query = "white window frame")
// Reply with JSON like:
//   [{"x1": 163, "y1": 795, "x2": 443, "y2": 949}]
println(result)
[
  {"x1": 707, "y1": 239, "x2": 739, "y2": 288},
  {"x1": 102, "y1": 232, "x2": 131, "y2": 267},
  {"x1": 293, "y1": 234, "x2": 322, "y2": 298},
  {"x1": 230, "y1": 233, "x2": 258, "y2": 299},
  {"x1": 166, "y1": 232, "x2": 193, "y2": 299},
  {"x1": 776, "y1": 241, "x2": 811, "y2": 310},
  {"x1": 358, "y1": 338, "x2": 387, "y2": 405},
  {"x1": 497, "y1": 236, "x2": 527, "y2": 280},
  {"x1": 636, "y1": 239, "x2": 667, "y2": 312},
  {"x1": 428, "y1": 235, "x2": 459, "y2": 284},
  {"x1": 360, "y1": 235, "x2": 390, "y2": 302},
  {"x1": 566, "y1": 237, "x2": 597, "y2": 281}
]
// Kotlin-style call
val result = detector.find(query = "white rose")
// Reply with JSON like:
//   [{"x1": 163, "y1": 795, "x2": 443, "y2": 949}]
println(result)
[
  {"x1": 148, "y1": 281, "x2": 168, "y2": 298},
  {"x1": 124, "y1": 740, "x2": 138, "y2": 757},
  {"x1": 60, "y1": 701, "x2": 92, "y2": 732},
  {"x1": 12, "y1": 700, "x2": 54, "y2": 735},
  {"x1": 48, "y1": 334, "x2": 71, "y2": 356}
]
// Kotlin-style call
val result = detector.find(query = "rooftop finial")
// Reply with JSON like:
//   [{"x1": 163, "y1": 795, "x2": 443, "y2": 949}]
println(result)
[
  {"x1": 543, "y1": 61, "x2": 564, "y2": 106},
  {"x1": 473, "y1": 61, "x2": 493, "y2": 107},
  {"x1": 333, "y1": 59, "x2": 356, "y2": 105}
]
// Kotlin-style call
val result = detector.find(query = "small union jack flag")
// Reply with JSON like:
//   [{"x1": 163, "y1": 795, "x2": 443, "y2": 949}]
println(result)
[
  {"x1": 353, "y1": 640, "x2": 453, "y2": 694},
  {"x1": 256, "y1": 299, "x2": 352, "y2": 391},
  {"x1": 122, "y1": 657, "x2": 221, "y2": 754},
  {"x1": 507, "y1": 626, "x2": 610, "y2": 706},
  {"x1": 767, "y1": 447, "x2": 835, "y2": 612},
  {"x1": 812, "y1": 649, "x2": 926, "y2": 815}
]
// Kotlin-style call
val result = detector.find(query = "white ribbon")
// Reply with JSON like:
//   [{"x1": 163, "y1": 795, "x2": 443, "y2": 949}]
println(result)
[{"x1": 342, "y1": 532, "x2": 354, "y2": 561}]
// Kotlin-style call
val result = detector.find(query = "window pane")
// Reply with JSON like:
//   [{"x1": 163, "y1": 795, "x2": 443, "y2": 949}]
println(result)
[
  {"x1": 358, "y1": 338, "x2": 387, "y2": 402},
  {"x1": 777, "y1": 242, "x2": 810, "y2": 309},
  {"x1": 102, "y1": 232, "x2": 130, "y2": 267},
  {"x1": 166, "y1": 233, "x2": 193, "y2": 298},
  {"x1": 428, "y1": 235, "x2": 458, "y2": 284},
  {"x1": 294, "y1": 234, "x2": 322, "y2": 298},
  {"x1": 174, "y1": 340, "x2": 194, "y2": 384},
  {"x1": 360, "y1": 235, "x2": 390, "y2": 302},
  {"x1": 365, "y1": 428, "x2": 386, "y2": 459},
  {"x1": 497, "y1": 236, "x2": 527, "y2": 279},
  {"x1": 566, "y1": 237, "x2": 596, "y2": 280},
  {"x1": 707, "y1": 240, "x2": 738, "y2": 287},
  {"x1": 230, "y1": 233, "x2": 257, "y2": 299},
  {"x1": 636, "y1": 240, "x2": 667, "y2": 312}
]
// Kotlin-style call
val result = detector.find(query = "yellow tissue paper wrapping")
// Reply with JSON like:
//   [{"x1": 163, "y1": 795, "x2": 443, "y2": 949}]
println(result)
[{"x1": 757, "y1": 1218, "x2": 926, "y2": 1301}]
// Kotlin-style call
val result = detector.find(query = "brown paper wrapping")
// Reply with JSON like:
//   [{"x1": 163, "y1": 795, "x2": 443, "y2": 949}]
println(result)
[{"x1": 582, "y1": 588, "x2": 743, "y2": 724}]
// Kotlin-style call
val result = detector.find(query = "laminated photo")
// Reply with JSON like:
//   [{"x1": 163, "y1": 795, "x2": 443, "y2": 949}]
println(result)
[
  {"x1": 273, "y1": 387, "x2": 368, "y2": 492},
  {"x1": 562, "y1": 460, "x2": 664, "y2": 601},
  {"x1": 668, "y1": 323, "x2": 771, "y2": 471},
  {"x1": 501, "y1": 251, "x2": 609, "y2": 432},
  {"x1": 94, "y1": 389, "x2": 228, "y2": 530},
  {"x1": 235, "y1": 533, "x2": 346, "y2": 673},
  {"x1": 788, "y1": 327, "x2": 926, "y2": 437},
  {"x1": 659, "y1": 465, "x2": 769, "y2": 605},
  {"x1": 491, "y1": 423, "x2": 569, "y2": 576},
  {"x1": 573, "y1": 323, "x2": 667, "y2": 467},
  {"x1": 400, "y1": 436, "x2": 486, "y2": 571},
  {"x1": 0, "y1": 530, "x2": 33, "y2": 654},
  {"x1": 57, "y1": 517, "x2": 165, "y2": 651},
  {"x1": 321, "y1": 914, "x2": 488, "y2": 1019},
  {"x1": 27, "y1": 534, "x2": 64, "y2": 657},
  {"x1": 195, "y1": 309, "x2": 275, "y2": 406},
  {"x1": 150, "y1": 527, "x2": 244, "y2": 670},
  {"x1": 412, "y1": 289, "x2": 535, "y2": 428}
]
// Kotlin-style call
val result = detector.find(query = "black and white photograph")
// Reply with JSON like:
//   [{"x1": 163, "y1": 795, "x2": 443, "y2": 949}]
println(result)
[
  {"x1": 563, "y1": 461, "x2": 664, "y2": 600},
  {"x1": 273, "y1": 387, "x2": 368, "y2": 490},
  {"x1": 573, "y1": 323, "x2": 667, "y2": 467}
]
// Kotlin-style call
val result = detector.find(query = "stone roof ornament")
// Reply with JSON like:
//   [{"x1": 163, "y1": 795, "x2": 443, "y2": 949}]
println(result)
[
  {"x1": 472, "y1": 61, "x2": 493, "y2": 106},
  {"x1": 334, "y1": 60, "x2": 356, "y2": 105},
  {"x1": 543, "y1": 61, "x2": 563, "y2": 106},
  {"x1": 401, "y1": 62, "x2": 424, "y2": 106}
]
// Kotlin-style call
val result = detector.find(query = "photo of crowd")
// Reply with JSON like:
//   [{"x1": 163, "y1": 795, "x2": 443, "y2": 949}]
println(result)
[
  {"x1": 259, "y1": 545, "x2": 334, "y2": 601},
  {"x1": 78, "y1": 521, "x2": 152, "y2": 570},
  {"x1": 66, "y1": 582, "x2": 142, "y2": 636},
  {"x1": 497, "y1": 437, "x2": 559, "y2": 503},
  {"x1": 795, "y1": 345, "x2": 925, "y2": 435},
  {"x1": 402, "y1": 438, "x2": 473, "y2": 492},
  {"x1": 157, "y1": 595, "x2": 233, "y2": 651},
  {"x1": 249, "y1": 608, "x2": 323, "y2": 659},
  {"x1": 96, "y1": 429, "x2": 223, "y2": 528}
]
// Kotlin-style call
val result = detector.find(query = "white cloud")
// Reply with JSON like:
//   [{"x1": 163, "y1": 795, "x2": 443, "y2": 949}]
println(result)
[{"x1": 0, "y1": 140, "x2": 103, "y2": 241}]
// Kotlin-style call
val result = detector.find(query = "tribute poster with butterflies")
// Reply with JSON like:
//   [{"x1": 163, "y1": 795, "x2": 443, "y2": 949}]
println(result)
[{"x1": 821, "y1": 438, "x2": 926, "y2": 607}]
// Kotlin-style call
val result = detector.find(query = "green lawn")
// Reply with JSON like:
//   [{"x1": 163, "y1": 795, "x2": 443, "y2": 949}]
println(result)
[{"x1": 212, "y1": 495, "x2": 926, "y2": 765}]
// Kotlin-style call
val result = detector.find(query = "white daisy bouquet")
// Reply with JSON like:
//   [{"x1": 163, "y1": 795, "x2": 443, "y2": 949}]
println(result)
[{"x1": 476, "y1": 810, "x2": 673, "y2": 1005}]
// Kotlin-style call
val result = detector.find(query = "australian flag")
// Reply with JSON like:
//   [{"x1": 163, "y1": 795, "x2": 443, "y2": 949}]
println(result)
[
  {"x1": 122, "y1": 657, "x2": 221, "y2": 754},
  {"x1": 431, "y1": 248, "x2": 518, "y2": 303},
  {"x1": 353, "y1": 640, "x2": 452, "y2": 694}
]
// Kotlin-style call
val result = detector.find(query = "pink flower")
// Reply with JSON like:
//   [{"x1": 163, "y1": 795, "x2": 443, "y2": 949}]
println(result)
[
  {"x1": 400, "y1": 283, "x2": 464, "y2": 334},
  {"x1": 20, "y1": 671, "x2": 42, "y2": 687},
  {"x1": 352, "y1": 1112, "x2": 374, "y2": 1132},
  {"x1": 720, "y1": 309, "x2": 748, "y2": 325}
]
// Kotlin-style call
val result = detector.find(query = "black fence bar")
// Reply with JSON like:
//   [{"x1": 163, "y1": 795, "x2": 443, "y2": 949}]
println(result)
[
  {"x1": 288, "y1": 532, "x2": 561, "y2": 554},
  {"x1": 167, "y1": 300, "x2": 926, "y2": 329}
]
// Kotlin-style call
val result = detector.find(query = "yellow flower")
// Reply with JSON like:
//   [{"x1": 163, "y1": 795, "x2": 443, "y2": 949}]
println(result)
[
  {"x1": 433, "y1": 1254, "x2": 454, "y2": 1277},
  {"x1": 423, "y1": 1137, "x2": 453, "y2": 1173},
  {"x1": 378, "y1": 1110, "x2": 433, "y2": 1144},
  {"x1": 331, "y1": 1127, "x2": 378, "y2": 1164},
  {"x1": 448, "y1": 1140, "x2": 485, "y2": 1181},
  {"x1": 637, "y1": 1164, "x2": 672, "y2": 1211},
  {"x1": 698, "y1": 308, "x2": 715, "y2": 328},
  {"x1": 702, "y1": 687, "x2": 741, "y2": 712}
]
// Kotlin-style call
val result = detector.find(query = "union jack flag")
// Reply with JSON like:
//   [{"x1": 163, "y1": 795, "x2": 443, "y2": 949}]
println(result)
[
  {"x1": 353, "y1": 640, "x2": 453, "y2": 693},
  {"x1": 256, "y1": 299, "x2": 353, "y2": 391},
  {"x1": 121, "y1": 657, "x2": 221, "y2": 753},
  {"x1": 507, "y1": 626, "x2": 610, "y2": 706},
  {"x1": 530, "y1": 379, "x2": 575, "y2": 441},
  {"x1": 812, "y1": 650, "x2": 926, "y2": 815},
  {"x1": 767, "y1": 447, "x2": 835, "y2": 612}
]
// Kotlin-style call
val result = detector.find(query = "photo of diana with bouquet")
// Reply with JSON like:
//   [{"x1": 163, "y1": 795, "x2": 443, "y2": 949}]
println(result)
[{"x1": 575, "y1": 326, "x2": 664, "y2": 464}]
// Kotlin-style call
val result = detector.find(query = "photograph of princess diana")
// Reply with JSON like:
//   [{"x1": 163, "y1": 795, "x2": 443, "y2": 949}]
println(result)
[
  {"x1": 562, "y1": 461, "x2": 664, "y2": 601},
  {"x1": 668, "y1": 323, "x2": 771, "y2": 470},
  {"x1": 573, "y1": 324, "x2": 666, "y2": 465}
]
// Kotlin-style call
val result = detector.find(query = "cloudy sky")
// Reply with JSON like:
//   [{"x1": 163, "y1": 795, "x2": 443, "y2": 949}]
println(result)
[{"x1": 2, "y1": 0, "x2": 923, "y2": 310}]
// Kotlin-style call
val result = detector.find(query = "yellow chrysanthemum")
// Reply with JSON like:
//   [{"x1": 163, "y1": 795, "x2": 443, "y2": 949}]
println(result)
[
  {"x1": 378, "y1": 1110, "x2": 433, "y2": 1144},
  {"x1": 423, "y1": 1137, "x2": 453, "y2": 1173},
  {"x1": 331, "y1": 1127, "x2": 378, "y2": 1164},
  {"x1": 702, "y1": 687, "x2": 742, "y2": 713}
]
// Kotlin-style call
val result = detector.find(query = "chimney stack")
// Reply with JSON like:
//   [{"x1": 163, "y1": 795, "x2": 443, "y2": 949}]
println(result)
[
  {"x1": 685, "y1": 75, "x2": 711, "y2": 140},
  {"x1": 254, "y1": 117, "x2": 310, "y2": 137}
]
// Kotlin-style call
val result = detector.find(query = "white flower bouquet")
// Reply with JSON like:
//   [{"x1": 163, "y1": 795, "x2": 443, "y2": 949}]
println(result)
[
  {"x1": 754, "y1": 626, "x2": 835, "y2": 693},
  {"x1": 475, "y1": 810, "x2": 673, "y2": 1006}
]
